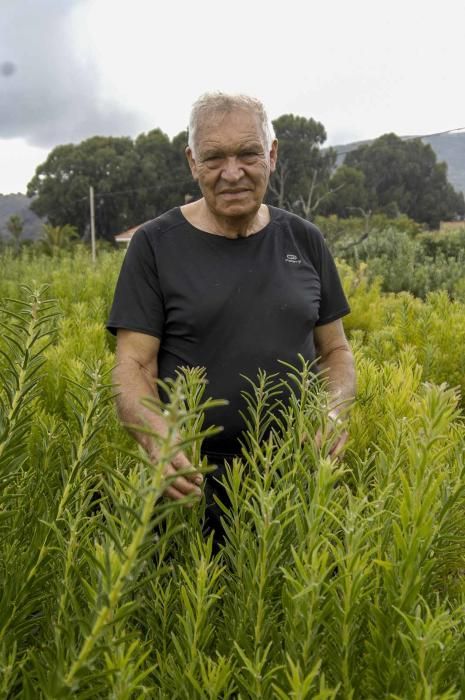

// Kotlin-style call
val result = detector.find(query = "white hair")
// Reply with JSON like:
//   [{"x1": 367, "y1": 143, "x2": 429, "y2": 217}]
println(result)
[{"x1": 188, "y1": 91, "x2": 276, "y2": 157}]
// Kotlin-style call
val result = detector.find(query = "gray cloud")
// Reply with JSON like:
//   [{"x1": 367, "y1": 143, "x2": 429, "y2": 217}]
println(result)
[
  {"x1": 1, "y1": 61, "x2": 16, "y2": 77},
  {"x1": 0, "y1": 0, "x2": 146, "y2": 147}
]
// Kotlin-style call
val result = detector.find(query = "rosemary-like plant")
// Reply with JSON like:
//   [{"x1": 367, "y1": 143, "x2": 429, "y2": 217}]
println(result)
[{"x1": 1, "y1": 252, "x2": 465, "y2": 698}]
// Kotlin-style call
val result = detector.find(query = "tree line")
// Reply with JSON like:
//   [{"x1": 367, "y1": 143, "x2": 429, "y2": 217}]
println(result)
[{"x1": 26, "y1": 116, "x2": 465, "y2": 240}]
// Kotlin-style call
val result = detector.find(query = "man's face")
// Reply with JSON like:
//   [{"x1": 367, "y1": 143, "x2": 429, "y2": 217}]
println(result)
[{"x1": 186, "y1": 108, "x2": 278, "y2": 221}]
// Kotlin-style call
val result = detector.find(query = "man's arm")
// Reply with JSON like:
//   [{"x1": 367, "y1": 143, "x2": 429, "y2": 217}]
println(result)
[
  {"x1": 113, "y1": 329, "x2": 202, "y2": 502},
  {"x1": 313, "y1": 318, "x2": 356, "y2": 458}
]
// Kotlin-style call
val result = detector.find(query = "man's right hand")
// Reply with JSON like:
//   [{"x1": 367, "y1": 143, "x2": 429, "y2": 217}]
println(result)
[{"x1": 153, "y1": 448, "x2": 203, "y2": 505}]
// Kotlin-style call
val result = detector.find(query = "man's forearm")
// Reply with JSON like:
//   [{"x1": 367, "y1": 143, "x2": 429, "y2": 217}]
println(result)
[
  {"x1": 112, "y1": 335, "x2": 201, "y2": 501},
  {"x1": 113, "y1": 361, "x2": 170, "y2": 456},
  {"x1": 318, "y1": 347, "x2": 357, "y2": 418}
]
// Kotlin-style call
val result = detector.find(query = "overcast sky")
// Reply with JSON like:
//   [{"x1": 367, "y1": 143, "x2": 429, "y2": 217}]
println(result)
[{"x1": 1, "y1": 0, "x2": 464, "y2": 194}]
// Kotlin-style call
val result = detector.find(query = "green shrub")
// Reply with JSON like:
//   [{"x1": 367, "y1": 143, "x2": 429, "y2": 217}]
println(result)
[
  {"x1": 339, "y1": 263, "x2": 465, "y2": 402},
  {"x1": 315, "y1": 213, "x2": 423, "y2": 253},
  {"x1": 320, "y1": 218, "x2": 465, "y2": 300}
]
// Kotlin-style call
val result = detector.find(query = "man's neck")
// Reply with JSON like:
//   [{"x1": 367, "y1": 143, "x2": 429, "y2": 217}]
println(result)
[{"x1": 181, "y1": 199, "x2": 270, "y2": 239}]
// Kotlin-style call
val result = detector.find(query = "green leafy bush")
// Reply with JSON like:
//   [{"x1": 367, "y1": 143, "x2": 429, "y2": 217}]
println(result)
[
  {"x1": 315, "y1": 213, "x2": 423, "y2": 252},
  {"x1": 338, "y1": 227, "x2": 465, "y2": 299},
  {"x1": 317, "y1": 217, "x2": 465, "y2": 300}
]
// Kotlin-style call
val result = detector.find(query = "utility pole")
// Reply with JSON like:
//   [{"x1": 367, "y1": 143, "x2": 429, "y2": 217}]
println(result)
[{"x1": 89, "y1": 185, "x2": 96, "y2": 263}]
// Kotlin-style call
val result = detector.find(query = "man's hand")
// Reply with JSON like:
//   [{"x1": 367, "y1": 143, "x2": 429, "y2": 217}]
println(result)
[
  {"x1": 315, "y1": 411, "x2": 349, "y2": 461},
  {"x1": 151, "y1": 446, "x2": 203, "y2": 505}
]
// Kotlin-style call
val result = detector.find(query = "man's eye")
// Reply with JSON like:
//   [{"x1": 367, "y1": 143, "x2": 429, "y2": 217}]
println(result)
[{"x1": 241, "y1": 152, "x2": 259, "y2": 161}]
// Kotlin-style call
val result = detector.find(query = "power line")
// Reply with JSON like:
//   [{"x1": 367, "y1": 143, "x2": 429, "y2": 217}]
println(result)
[
  {"x1": 76, "y1": 177, "x2": 194, "y2": 202},
  {"x1": 401, "y1": 126, "x2": 465, "y2": 140}
]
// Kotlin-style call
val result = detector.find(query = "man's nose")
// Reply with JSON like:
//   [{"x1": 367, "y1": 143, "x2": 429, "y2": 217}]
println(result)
[{"x1": 221, "y1": 156, "x2": 243, "y2": 182}]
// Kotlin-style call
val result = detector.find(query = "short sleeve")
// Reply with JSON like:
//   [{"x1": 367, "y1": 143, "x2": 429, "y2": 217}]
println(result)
[
  {"x1": 313, "y1": 231, "x2": 350, "y2": 326},
  {"x1": 106, "y1": 227, "x2": 165, "y2": 338}
]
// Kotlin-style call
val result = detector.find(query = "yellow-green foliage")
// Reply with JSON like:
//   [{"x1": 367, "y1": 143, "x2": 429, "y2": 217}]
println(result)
[
  {"x1": 0, "y1": 245, "x2": 121, "y2": 317},
  {"x1": 0, "y1": 249, "x2": 465, "y2": 698},
  {"x1": 340, "y1": 263, "x2": 465, "y2": 402}
]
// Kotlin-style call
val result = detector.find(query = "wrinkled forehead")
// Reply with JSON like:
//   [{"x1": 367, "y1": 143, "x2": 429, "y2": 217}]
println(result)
[{"x1": 195, "y1": 108, "x2": 266, "y2": 150}]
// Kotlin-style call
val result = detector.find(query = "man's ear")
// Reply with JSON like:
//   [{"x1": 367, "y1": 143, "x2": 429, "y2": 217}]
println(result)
[
  {"x1": 269, "y1": 139, "x2": 278, "y2": 173},
  {"x1": 185, "y1": 146, "x2": 198, "y2": 181}
]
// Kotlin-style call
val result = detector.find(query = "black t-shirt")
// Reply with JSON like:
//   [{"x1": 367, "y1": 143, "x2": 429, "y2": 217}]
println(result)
[{"x1": 107, "y1": 206, "x2": 350, "y2": 456}]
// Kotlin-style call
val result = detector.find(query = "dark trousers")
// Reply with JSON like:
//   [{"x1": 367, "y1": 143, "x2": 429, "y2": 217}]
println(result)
[
  {"x1": 152, "y1": 453, "x2": 237, "y2": 557},
  {"x1": 201, "y1": 452, "x2": 237, "y2": 553}
]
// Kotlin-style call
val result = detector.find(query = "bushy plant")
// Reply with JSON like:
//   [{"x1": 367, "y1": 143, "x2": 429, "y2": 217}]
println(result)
[
  {"x1": 336, "y1": 227, "x2": 465, "y2": 299},
  {"x1": 315, "y1": 213, "x2": 422, "y2": 252},
  {"x1": 319, "y1": 218, "x2": 465, "y2": 300},
  {"x1": 418, "y1": 226, "x2": 465, "y2": 259},
  {"x1": 339, "y1": 264, "x2": 465, "y2": 403}
]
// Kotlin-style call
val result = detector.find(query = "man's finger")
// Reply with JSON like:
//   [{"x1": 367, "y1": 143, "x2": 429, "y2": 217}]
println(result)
[
  {"x1": 171, "y1": 451, "x2": 203, "y2": 485},
  {"x1": 164, "y1": 463, "x2": 202, "y2": 497},
  {"x1": 163, "y1": 485, "x2": 200, "y2": 509},
  {"x1": 315, "y1": 427, "x2": 323, "y2": 450},
  {"x1": 315, "y1": 421, "x2": 348, "y2": 461},
  {"x1": 329, "y1": 431, "x2": 349, "y2": 460},
  {"x1": 164, "y1": 485, "x2": 186, "y2": 501},
  {"x1": 173, "y1": 475, "x2": 202, "y2": 496}
]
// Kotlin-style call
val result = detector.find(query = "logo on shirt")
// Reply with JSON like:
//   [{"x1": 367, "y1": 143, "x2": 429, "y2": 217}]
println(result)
[{"x1": 285, "y1": 253, "x2": 302, "y2": 264}]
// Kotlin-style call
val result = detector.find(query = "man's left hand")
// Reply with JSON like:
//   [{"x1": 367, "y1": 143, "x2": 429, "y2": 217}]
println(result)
[{"x1": 315, "y1": 411, "x2": 349, "y2": 461}]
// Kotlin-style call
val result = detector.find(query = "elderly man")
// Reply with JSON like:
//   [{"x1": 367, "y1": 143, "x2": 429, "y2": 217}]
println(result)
[{"x1": 107, "y1": 92, "x2": 356, "y2": 540}]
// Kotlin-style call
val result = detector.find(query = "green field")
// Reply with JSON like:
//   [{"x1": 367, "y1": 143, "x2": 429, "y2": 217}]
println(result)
[{"x1": 1, "y1": 245, "x2": 464, "y2": 698}]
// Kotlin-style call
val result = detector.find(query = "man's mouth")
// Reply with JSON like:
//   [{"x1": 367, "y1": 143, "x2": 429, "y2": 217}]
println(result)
[{"x1": 219, "y1": 189, "x2": 250, "y2": 196}]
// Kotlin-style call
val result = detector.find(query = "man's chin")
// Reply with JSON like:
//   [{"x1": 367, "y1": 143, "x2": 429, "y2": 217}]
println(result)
[{"x1": 215, "y1": 198, "x2": 258, "y2": 218}]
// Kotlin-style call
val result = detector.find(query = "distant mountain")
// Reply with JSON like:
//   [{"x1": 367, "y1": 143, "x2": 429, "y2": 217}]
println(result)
[
  {"x1": 421, "y1": 133, "x2": 465, "y2": 194},
  {"x1": 334, "y1": 132, "x2": 465, "y2": 194},
  {"x1": 0, "y1": 194, "x2": 45, "y2": 241}
]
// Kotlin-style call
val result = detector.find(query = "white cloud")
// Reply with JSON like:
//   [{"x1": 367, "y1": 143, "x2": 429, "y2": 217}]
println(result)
[{"x1": 0, "y1": 139, "x2": 49, "y2": 194}]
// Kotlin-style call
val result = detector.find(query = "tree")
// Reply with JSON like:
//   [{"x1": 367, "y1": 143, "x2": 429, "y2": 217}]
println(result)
[
  {"x1": 345, "y1": 133, "x2": 465, "y2": 228},
  {"x1": 171, "y1": 130, "x2": 201, "y2": 204},
  {"x1": 131, "y1": 129, "x2": 195, "y2": 223},
  {"x1": 27, "y1": 137, "x2": 139, "y2": 240},
  {"x1": 268, "y1": 114, "x2": 336, "y2": 218},
  {"x1": 39, "y1": 224, "x2": 79, "y2": 255},
  {"x1": 5, "y1": 214, "x2": 24, "y2": 252},
  {"x1": 26, "y1": 132, "x2": 194, "y2": 241},
  {"x1": 320, "y1": 165, "x2": 369, "y2": 218}
]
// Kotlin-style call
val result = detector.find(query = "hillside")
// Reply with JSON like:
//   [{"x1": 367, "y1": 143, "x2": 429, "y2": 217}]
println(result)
[
  {"x1": 422, "y1": 132, "x2": 465, "y2": 193},
  {"x1": 0, "y1": 194, "x2": 44, "y2": 241}
]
